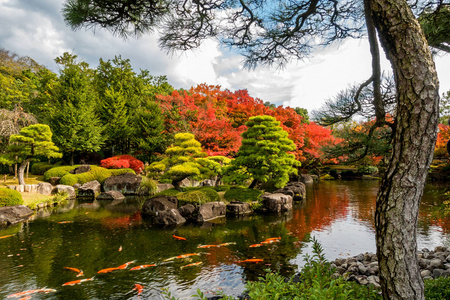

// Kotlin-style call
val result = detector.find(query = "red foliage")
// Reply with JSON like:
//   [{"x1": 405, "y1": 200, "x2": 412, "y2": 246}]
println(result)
[
  {"x1": 100, "y1": 155, "x2": 144, "y2": 174},
  {"x1": 435, "y1": 124, "x2": 450, "y2": 157}
]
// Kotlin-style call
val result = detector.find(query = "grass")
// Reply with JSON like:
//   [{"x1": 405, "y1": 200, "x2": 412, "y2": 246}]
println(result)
[{"x1": 0, "y1": 175, "x2": 44, "y2": 187}]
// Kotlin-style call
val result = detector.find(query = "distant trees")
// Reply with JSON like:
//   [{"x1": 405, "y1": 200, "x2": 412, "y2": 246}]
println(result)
[{"x1": 226, "y1": 115, "x2": 300, "y2": 190}]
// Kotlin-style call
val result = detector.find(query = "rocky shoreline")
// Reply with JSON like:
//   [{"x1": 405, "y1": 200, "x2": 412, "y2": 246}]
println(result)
[{"x1": 330, "y1": 246, "x2": 450, "y2": 288}]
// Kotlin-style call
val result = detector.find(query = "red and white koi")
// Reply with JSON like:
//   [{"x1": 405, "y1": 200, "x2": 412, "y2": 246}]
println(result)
[
  {"x1": 57, "y1": 221, "x2": 73, "y2": 224},
  {"x1": 130, "y1": 264, "x2": 156, "y2": 271},
  {"x1": 198, "y1": 242, "x2": 236, "y2": 248},
  {"x1": 62, "y1": 277, "x2": 94, "y2": 286},
  {"x1": 236, "y1": 259, "x2": 263, "y2": 263},
  {"x1": 64, "y1": 267, "x2": 84, "y2": 277},
  {"x1": 133, "y1": 284, "x2": 144, "y2": 295},
  {"x1": 7, "y1": 288, "x2": 56, "y2": 298},
  {"x1": 180, "y1": 261, "x2": 203, "y2": 269},
  {"x1": 98, "y1": 261, "x2": 135, "y2": 273}
]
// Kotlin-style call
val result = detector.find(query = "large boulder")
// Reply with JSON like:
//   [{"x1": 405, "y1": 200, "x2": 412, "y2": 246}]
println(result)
[
  {"x1": 70, "y1": 164, "x2": 91, "y2": 174},
  {"x1": 37, "y1": 182, "x2": 54, "y2": 195},
  {"x1": 49, "y1": 177, "x2": 61, "y2": 186},
  {"x1": 178, "y1": 204, "x2": 196, "y2": 220},
  {"x1": 0, "y1": 205, "x2": 34, "y2": 227},
  {"x1": 54, "y1": 185, "x2": 76, "y2": 199},
  {"x1": 197, "y1": 201, "x2": 226, "y2": 223},
  {"x1": 103, "y1": 173, "x2": 142, "y2": 195},
  {"x1": 261, "y1": 193, "x2": 293, "y2": 213},
  {"x1": 156, "y1": 183, "x2": 174, "y2": 193},
  {"x1": 179, "y1": 178, "x2": 200, "y2": 188},
  {"x1": 24, "y1": 184, "x2": 37, "y2": 193},
  {"x1": 274, "y1": 182, "x2": 306, "y2": 201},
  {"x1": 77, "y1": 180, "x2": 101, "y2": 198},
  {"x1": 97, "y1": 190, "x2": 125, "y2": 201},
  {"x1": 226, "y1": 201, "x2": 252, "y2": 216},
  {"x1": 299, "y1": 174, "x2": 314, "y2": 184},
  {"x1": 153, "y1": 209, "x2": 186, "y2": 226},
  {"x1": 142, "y1": 196, "x2": 178, "y2": 217}
]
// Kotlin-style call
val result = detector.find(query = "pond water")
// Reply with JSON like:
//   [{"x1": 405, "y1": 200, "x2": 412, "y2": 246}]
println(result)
[{"x1": 0, "y1": 181, "x2": 449, "y2": 299}]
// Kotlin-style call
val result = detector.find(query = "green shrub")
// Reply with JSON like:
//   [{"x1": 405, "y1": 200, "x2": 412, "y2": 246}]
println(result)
[
  {"x1": 224, "y1": 187, "x2": 263, "y2": 203},
  {"x1": 357, "y1": 165, "x2": 379, "y2": 175},
  {"x1": 424, "y1": 277, "x2": 450, "y2": 300},
  {"x1": 155, "y1": 188, "x2": 180, "y2": 197},
  {"x1": 139, "y1": 177, "x2": 158, "y2": 195},
  {"x1": 177, "y1": 187, "x2": 220, "y2": 206},
  {"x1": 320, "y1": 174, "x2": 335, "y2": 180},
  {"x1": 214, "y1": 185, "x2": 231, "y2": 192},
  {"x1": 0, "y1": 188, "x2": 23, "y2": 207},
  {"x1": 31, "y1": 162, "x2": 60, "y2": 175},
  {"x1": 44, "y1": 165, "x2": 78, "y2": 181},
  {"x1": 54, "y1": 166, "x2": 135, "y2": 186},
  {"x1": 59, "y1": 174, "x2": 78, "y2": 186}
]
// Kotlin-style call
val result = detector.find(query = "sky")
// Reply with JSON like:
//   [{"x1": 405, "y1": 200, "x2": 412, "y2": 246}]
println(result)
[{"x1": 0, "y1": 0, "x2": 449, "y2": 115}]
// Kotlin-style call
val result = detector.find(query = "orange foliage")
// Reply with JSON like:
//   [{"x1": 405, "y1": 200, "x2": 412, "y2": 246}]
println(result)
[{"x1": 435, "y1": 124, "x2": 450, "y2": 157}]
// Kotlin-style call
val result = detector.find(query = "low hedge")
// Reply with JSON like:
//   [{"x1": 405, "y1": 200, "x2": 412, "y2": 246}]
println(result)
[
  {"x1": 153, "y1": 187, "x2": 220, "y2": 206},
  {"x1": 223, "y1": 187, "x2": 263, "y2": 203},
  {"x1": 43, "y1": 165, "x2": 79, "y2": 181},
  {"x1": 31, "y1": 162, "x2": 61, "y2": 175},
  {"x1": 0, "y1": 188, "x2": 23, "y2": 207},
  {"x1": 59, "y1": 166, "x2": 135, "y2": 185}
]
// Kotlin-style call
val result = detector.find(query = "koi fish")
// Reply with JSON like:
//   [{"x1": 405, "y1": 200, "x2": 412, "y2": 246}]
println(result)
[
  {"x1": 64, "y1": 267, "x2": 84, "y2": 277},
  {"x1": 62, "y1": 277, "x2": 93, "y2": 286},
  {"x1": 265, "y1": 237, "x2": 281, "y2": 241},
  {"x1": 197, "y1": 244, "x2": 218, "y2": 248},
  {"x1": 172, "y1": 234, "x2": 186, "y2": 241},
  {"x1": 7, "y1": 288, "x2": 56, "y2": 298},
  {"x1": 177, "y1": 253, "x2": 202, "y2": 259},
  {"x1": 133, "y1": 284, "x2": 143, "y2": 295},
  {"x1": 130, "y1": 264, "x2": 156, "y2": 270},
  {"x1": 219, "y1": 242, "x2": 236, "y2": 246},
  {"x1": 119, "y1": 246, "x2": 122, "y2": 251},
  {"x1": 97, "y1": 267, "x2": 119, "y2": 274},
  {"x1": 0, "y1": 234, "x2": 14, "y2": 239},
  {"x1": 249, "y1": 244, "x2": 263, "y2": 248},
  {"x1": 116, "y1": 260, "x2": 136, "y2": 270},
  {"x1": 236, "y1": 259, "x2": 263, "y2": 263},
  {"x1": 18, "y1": 297, "x2": 32, "y2": 300},
  {"x1": 57, "y1": 221, "x2": 73, "y2": 224},
  {"x1": 180, "y1": 261, "x2": 203, "y2": 269}
]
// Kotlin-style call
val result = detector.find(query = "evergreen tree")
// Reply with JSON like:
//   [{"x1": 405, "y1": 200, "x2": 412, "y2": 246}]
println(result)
[{"x1": 226, "y1": 115, "x2": 300, "y2": 189}]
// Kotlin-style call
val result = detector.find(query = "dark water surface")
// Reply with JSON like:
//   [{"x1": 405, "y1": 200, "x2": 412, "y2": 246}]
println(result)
[{"x1": 0, "y1": 181, "x2": 449, "y2": 299}]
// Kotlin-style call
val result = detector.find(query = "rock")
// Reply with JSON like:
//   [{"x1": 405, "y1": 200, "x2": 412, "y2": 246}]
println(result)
[
  {"x1": 7, "y1": 185, "x2": 16, "y2": 190},
  {"x1": 444, "y1": 263, "x2": 450, "y2": 270},
  {"x1": 16, "y1": 185, "x2": 24, "y2": 192},
  {"x1": 432, "y1": 268, "x2": 447, "y2": 278},
  {"x1": 178, "y1": 204, "x2": 196, "y2": 220},
  {"x1": 197, "y1": 202, "x2": 226, "y2": 223},
  {"x1": 73, "y1": 183, "x2": 81, "y2": 189},
  {"x1": 70, "y1": 164, "x2": 91, "y2": 174},
  {"x1": 367, "y1": 276, "x2": 381, "y2": 289},
  {"x1": 156, "y1": 183, "x2": 174, "y2": 193},
  {"x1": 0, "y1": 205, "x2": 34, "y2": 226},
  {"x1": 274, "y1": 182, "x2": 306, "y2": 201},
  {"x1": 200, "y1": 179, "x2": 216, "y2": 187},
  {"x1": 226, "y1": 202, "x2": 252, "y2": 215},
  {"x1": 435, "y1": 246, "x2": 447, "y2": 253},
  {"x1": 77, "y1": 180, "x2": 101, "y2": 198},
  {"x1": 97, "y1": 190, "x2": 125, "y2": 201},
  {"x1": 142, "y1": 196, "x2": 178, "y2": 217},
  {"x1": 261, "y1": 193, "x2": 293, "y2": 213},
  {"x1": 49, "y1": 177, "x2": 61, "y2": 185},
  {"x1": 153, "y1": 209, "x2": 186, "y2": 226},
  {"x1": 299, "y1": 174, "x2": 314, "y2": 184},
  {"x1": 421, "y1": 270, "x2": 432, "y2": 277},
  {"x1": 37, "y1": 182, "x2": 54, "y2": 195},
  {"x1": 103, "y1": 173, "x2": 142, "y2": 195},
  {"x1": 429, "y1": 258, "x2": 443, "y2": 269},
  {"x1": 179, "y1": 178, "x2": 200, "y2": 188},
  {"x1": 54, "y1": 185, "x2": 76, "y2": 199}
]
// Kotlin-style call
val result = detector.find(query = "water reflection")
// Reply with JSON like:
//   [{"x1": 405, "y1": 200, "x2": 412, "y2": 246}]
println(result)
[{"x1": 0, "y1": 181, "x2": 449, "y2": 299}]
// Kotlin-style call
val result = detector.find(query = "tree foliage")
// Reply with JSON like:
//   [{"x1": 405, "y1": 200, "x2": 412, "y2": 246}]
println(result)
[{"x1": 226, "y1": 115, "x2": 300, "y2": 190}]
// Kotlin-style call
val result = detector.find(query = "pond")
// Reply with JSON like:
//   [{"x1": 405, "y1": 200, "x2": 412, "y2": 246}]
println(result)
[{"x1": 0, "y1": 181, "x2": 449, "y2": 299}]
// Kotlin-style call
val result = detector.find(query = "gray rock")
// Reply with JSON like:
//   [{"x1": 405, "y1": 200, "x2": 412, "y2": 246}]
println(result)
[
  {"x1": 444, "y1": 263, "x2": 450, "y2": 270},
  {"x1": 54, "y1": 185, "x2": 76, "y2": 199},
  {"x1": 226, "y1": 202, "x2": 252, "y2": 215},
  {"x1": 367, "y1": 276, "x2": 381, "y2": 288},
  {"x1": 153, "y1": 209, "x2": 186, "y2": 226},
  {"x1": 7, "y1": 185, "x2": 16, "y2": 190},
  {"x1": 200, "y1": 179, "x2": 215, "y2": 187},
  {"x1": 274, "y1": 182, "x2": 306, "y2": 201},
  {"x1": 356, "y1": 254, "x2": 365, "y2": 261},
  {"x1": 49, "y1": 177, "x2": 61, "y2": 186},
  {"x1": 419, "y1": 258, "x2": 430, "y2": 269},
  {"x1": 197, "y1": 201, "x2": 226, "y2": 223},
  {"x1": 261, "y1": 193, "x2": 293, "y2": 213},
  {"x1": 432, "y1": 268, "x2": 446, "y2": 278},
  {"x1": 435, "y1": 246, "x2": 447, "y2": 253},
  {"x1": 142, "y1": 196, "x2": 178, "y2": 217},
  {"x1": 421, "y1": 270, "x2": 432, "y2": 277},
  {"x1": 429, "y1": 258, "x2": 443, "y2": 269},
  {"x1": 103, "y1": 173, "x2": 142, "y2": 195},
  {"x1": 70, "y1": 164, "x2": 91, "y2": 174},
  {"x1": 78, "y1": 180, "x2": 101, "y2": 198},
  {"x1": 178, "y1": 204, "x2": 196, "y2": 220},
  {"x1": 37, "y1": 182, "x2": 54, "y2": 195},
  {"x1": 0, "y1": 205, "x2": 34, "y2": 226},
  {"x1": 179, "y1": 178, "x2": 200, "y2": 188},
  {"x1": 156, "y1": 183, "x2": 174, "y2": 193},
  {"x1": 97, "y1": 190, "x2": 125, "y2": 201},
  {"x1": 16, "y1": 185, "x2": 24, "y2": 192},
  {"x1": 299, "y1": 174, "x2": 314, "y2": 184}
]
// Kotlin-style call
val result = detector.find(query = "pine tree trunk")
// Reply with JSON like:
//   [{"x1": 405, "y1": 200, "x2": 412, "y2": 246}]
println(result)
[
  {"x1": 18, "y1": 159, "x2": 31, "y2": 186},
  {"x1": 369, "y1": 0, "x2": 440, "y2": 299}
]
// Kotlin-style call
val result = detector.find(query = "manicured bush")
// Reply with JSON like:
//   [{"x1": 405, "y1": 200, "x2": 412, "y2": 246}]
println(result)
[
  {"x1": 44, "y1": 165, "x2": 79, "y2": 181},
  {"x1": 31, "y1": 162, "x2": 61, "y2": 175},
  {"x1": 59, "y1": 166, "x2": 135, "y2": 186},
  {"x1": 154, "y1": 188, "x2": 180, "y2": 197},
  {"x1": 177, "y1": 187, "x2": 220, "y2": 206},
  {"x1": 139, "y1": 177, "x2": 158, "y2": 195},
  {"x1": 0, "y1": 188, "x2": 23, "y2": 207},
  {"x1": 59, "y1": 174, "x2": 78, "y2": 186},
  {"x1": 424, "y1": 277, "x2": 450, "y2": 300},
  {"x1": 100, "y1": 155, "x2": 144, "y2": 174},
  {"x1": 224, "y1": 187, "x2": 263, "y2": 203}
]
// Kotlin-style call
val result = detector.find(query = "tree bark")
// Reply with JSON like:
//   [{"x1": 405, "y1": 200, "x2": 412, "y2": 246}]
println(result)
[
  {"x1": 369, "y1": 0, "x2": 440, "y2": 299},
  {"x1": 17, "y1": 159, "x2": 31, "y2": 186}
]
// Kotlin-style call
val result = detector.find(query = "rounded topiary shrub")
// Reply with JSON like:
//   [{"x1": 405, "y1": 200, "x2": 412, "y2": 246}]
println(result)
[
  {"x1": 31, "y1": 162, "x2": 59, "y2": 175},
  {"x1": 44, "y1": 165, "x2": 79, "y2": 181},
  {"x1": 224, "y1": 187, "x2": 263, "y2": 203},
  {"x1": 100, "y1": 155, "x2": 144, "y2": 174},
  {"x1": 60, "y1": 174, "x2": 79, "y2": 186},
  {"x1": 0, "y1": 188, "x2": 24, "y2": 207},
  {"x1": 177, "y1": 187, "x2": 220, "y2": 206}
]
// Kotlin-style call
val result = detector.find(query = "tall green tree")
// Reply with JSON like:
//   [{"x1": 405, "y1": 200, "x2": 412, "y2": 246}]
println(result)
[
  {"x1": 226, "y1": 115, "x2": 299, "y2": 189},
  {"x1": 48, "y1": 52, "x2": 104, "y2": 165},
  {"x1": 2, "y1": 124, "x2": 61, "y2": 185},
  {"x1": 62, "y1": 1, "x2": 443, "y2": 298}
]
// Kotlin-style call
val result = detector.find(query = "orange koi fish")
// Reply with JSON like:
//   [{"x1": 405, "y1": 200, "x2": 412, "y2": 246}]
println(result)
[
  {"x1": 97, "y1": 267, "x2": 119, "y2": 274},
  {"x1": 236, "y1": 259, "x2": 263, "y2": 263},
  {"x1": 177, "y1": 253, "x2": 202, "y2": 259},
  {"x1": 180, "y1": 261, "x2": 203, "y2": 269},
  {"x1": 116, "y1": 260, "x2": 136, "y2": 270},
  {"x1": 0, "y1": 234, "x2": 14, "y2": 239},
  {"x1": 172, "y1": 234, "x2": 186, "y2": 241},
  {"x1": 119, "y1": 246, "x2": 122, "y2": 251},
  {"x1": 197, "y1": 244, "x2": 218, "y2": 248},
  {"x1": 62, "y1": 277, "x2": 94, "y2": 286},
  {"x1": 219, "y1": 242, "x2": 236, "y2": 246},
  {"x1": 64, "y1": 267, "x2": 84, "y2": 277},
  {"x1": 57, "y1": 221, "x2": 73, "y2": 224},
  {"x1": 18, "y1": 296, "x2": 32, "y2": 300},
  {"x1": 130, "y1": 264, "x2": 156, "y2": 270},
  {"x1": 133, "y1": 284, "x2": 144, "y2": 295},
  {"x1": 7, "y1": 288, "x2": 56, "y2": 298},
  {"x1": 249, "y1": 244, "x2": 263, "y2": 248}
]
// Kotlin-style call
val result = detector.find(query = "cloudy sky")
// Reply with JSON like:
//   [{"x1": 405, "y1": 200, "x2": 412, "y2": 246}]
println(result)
[{"x1": 1, "y1": 0, "x2": 449, "y2": 114}]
